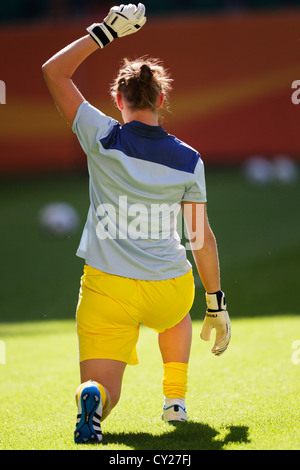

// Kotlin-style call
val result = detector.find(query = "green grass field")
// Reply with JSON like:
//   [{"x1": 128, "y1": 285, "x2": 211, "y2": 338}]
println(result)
[
  {"x1": 0, "y1": 317, "x2": 300, "y2": 450},
  {"x1": 0, "y1": 168, "x2": 299, "y2": 450}
]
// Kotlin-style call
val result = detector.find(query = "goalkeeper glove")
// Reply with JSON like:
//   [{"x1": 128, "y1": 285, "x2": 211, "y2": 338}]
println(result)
[
  {"x1": 200, "y1": 290, "x2": 231, "y2": 356},
  {"x1": 87, "y1": 3, "x2": 146, "y2": 49}
]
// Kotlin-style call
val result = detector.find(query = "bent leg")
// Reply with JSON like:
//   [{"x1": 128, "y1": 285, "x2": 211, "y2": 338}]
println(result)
[
  {"x1": 158, "y1": 312, "x2": 192, "y2": 365},
  {"x1": 159, "y1": 312, "x2": 192, "y2": 398},
  {"x1": 158, "y1": 313, "x2": 192, "y2": 421},
  {"x1": 80, "y1": 358, "x2": 127, "y2": 420}
]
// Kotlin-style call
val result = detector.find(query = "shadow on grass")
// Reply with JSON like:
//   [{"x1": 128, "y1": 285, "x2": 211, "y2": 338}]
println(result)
[{"x1": 100, "y1": 421, "x2": 250, "y2": 450}]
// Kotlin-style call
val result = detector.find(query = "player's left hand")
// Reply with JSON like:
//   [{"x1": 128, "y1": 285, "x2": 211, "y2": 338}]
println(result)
[{"x1": 200, "y1": 291, "x2": 231, "y2": 356}]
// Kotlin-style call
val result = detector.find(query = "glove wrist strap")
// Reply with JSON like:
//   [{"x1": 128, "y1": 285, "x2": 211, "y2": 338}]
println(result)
[
  {"x1": 205, "y1": 290, "x2": 226, "y2": 311},
  {"x1": 86, "y1": 22, "x2": 115, "y2": 48}
]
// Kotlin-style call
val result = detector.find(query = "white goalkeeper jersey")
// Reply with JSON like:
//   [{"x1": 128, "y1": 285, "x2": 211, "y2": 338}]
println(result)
[{"x1": 72, "y1": 101, "x2": 206, "y2": 280}]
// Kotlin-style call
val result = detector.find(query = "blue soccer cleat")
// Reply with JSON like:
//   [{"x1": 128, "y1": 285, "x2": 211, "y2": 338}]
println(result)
[{"x1": 74, "y1": 380, "x2": 103, "y2": 444}]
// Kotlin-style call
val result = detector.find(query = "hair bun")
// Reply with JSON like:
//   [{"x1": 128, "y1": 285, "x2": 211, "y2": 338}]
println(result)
[{"x1": 139, "y1": 64, "x2": 153, "y2": 84}]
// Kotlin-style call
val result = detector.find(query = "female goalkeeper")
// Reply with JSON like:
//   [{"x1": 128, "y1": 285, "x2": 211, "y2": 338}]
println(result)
[{"x1": 42, "y1": 3, "x2": 230, "y2": 444}]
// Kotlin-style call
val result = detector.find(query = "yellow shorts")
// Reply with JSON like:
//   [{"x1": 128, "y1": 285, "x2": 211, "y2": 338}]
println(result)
[{"x1": 76, "y1": 265, "x2": 195, "y2": 365}]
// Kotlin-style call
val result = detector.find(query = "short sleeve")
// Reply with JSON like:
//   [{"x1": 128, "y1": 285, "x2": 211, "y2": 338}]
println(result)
[
  {"x1": 182, "y1": 158, "x2": 207, "y2": 203},
  {"x1": 72, "y1": 101, "x2": 118, "y2": 155}
]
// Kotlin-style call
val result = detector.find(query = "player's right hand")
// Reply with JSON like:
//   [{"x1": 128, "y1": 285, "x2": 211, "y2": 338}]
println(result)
[
  {"x1": 87, "y1": 4, "x2": 146, "y2": 49},
  {"x1": 200, "y1": 291, "x2": 231, "y2": 356}
]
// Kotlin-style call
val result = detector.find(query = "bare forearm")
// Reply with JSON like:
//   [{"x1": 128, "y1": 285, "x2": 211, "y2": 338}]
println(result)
[
  {"x1": 42, "y1": 5, "x2": 146, "y2": 127},
  {"x1": 42, "y1": 35, "x2": 99, "y2": 126},
  {"x1": 192, "y1": 233, "x2": 221, "y2": 293},
  {"x1": 42, "y1": 35, "x2": 98, "y2": 79},
  {"x1": 182, "y1": 202, "x2": 221, "y2": 293}
]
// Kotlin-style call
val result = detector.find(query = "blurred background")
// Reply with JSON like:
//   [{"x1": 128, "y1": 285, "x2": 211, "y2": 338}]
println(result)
[{"x1": 0, "y1": 0, "x2": 299, "y2": 323}]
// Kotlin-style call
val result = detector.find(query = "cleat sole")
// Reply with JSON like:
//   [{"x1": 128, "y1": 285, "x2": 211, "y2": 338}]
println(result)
[{"x1": 74, "y1": 383, "x2": 102, "y2": 444}]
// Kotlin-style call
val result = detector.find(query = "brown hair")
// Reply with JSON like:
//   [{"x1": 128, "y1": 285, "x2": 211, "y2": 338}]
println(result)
[{"x1": 110, "y1": 57, "x2": 173, "y2": 112}]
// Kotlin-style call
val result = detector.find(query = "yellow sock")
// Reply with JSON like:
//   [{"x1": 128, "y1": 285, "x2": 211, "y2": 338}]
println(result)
[
  {"x1": 95, "y1": 381, "x2": 107, "y2": 408},
  {"x1": 75, "y1": 380, "x2": 107, "y2": 408},
  {"x1": 162, "y1": 362, "x2": 188, "y2": 398}
]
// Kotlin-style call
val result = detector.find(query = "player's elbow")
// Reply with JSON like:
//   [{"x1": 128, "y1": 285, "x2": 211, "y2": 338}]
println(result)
[
  {"x1": 42, "y1": 61, "x2": 51, "y2": 84},
  {"x1": 42, "y1": 58, "x2": 60, "y2": 82}
]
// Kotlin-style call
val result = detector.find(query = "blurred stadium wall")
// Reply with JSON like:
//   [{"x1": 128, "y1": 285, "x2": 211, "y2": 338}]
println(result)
[{"x1": 0, "y1": 6, "x2": 300, "y2": 174}]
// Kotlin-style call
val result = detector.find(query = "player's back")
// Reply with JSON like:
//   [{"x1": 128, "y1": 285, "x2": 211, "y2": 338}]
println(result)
[{"x1": 73, "y1": 102, "x2": 206, "y2": 280}]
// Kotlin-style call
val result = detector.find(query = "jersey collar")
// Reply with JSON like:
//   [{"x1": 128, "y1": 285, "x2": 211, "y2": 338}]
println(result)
[{"x1": 123, "y1": 120, "x2": 168, "y2": 139}]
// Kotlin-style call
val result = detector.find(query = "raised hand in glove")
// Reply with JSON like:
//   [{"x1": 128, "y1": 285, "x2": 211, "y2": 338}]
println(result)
[{"x1": 87, "y1": 3, "x2": 146, "y2": 49}]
